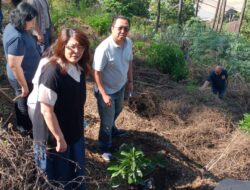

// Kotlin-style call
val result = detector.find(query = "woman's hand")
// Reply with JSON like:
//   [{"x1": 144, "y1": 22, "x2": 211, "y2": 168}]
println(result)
[
  {"x1": 41, "y1": 102, "x2": 67, "y2": 152},
  {"x1": 21, "y1": 85, "x2": 29, "y2": 97},
  {"x1": 127, "y1": 81, "x2": 133, "y2": 93},
  {"x1": 56, "y1": 137, "x2": 67, "y2": 152}
]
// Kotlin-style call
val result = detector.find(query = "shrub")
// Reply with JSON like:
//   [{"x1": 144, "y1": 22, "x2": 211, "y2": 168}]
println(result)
[
  {"x1": 186, "y1": 80, "x2": 198, "y2": 94},
  {"x1": 133, "y1": 41, "x2": 146, "y2": 57},
  {"x1": 145, "y1": 42, "x2": 188, "y2": 80},
  {"x1": 239, "y1": 113, "x2": 250, "y2": 133},
  {"x1": 86, "y1": 14, "x2": 111, "y2": 36},
  {"x1": 50, "y1": 0, "x2": 79, "y2": 29}
]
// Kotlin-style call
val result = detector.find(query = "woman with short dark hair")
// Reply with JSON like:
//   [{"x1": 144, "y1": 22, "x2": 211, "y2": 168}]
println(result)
[
  {"x1": 11, "y1": 0, "x2": 22, "y2": 7},
  {"x1": 30, "y1": 28, "x2": 90, "y2": 189},
  {"x1": 3, "y1": 2, "x2": 40, "y2": 134}
]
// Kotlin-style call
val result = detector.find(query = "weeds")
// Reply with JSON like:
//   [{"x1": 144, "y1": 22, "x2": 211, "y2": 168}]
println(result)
[{"x1": 239, "y1": 113, "x2": 250, "y2": 133}]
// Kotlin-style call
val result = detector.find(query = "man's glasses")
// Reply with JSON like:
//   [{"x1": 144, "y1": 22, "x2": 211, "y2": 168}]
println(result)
[
  {"x1": 114, "y1": 26, "x2": 130, "y2": 32},
  {"x1": 65, "y1": 45, "x2": 85, "y2": 52}
]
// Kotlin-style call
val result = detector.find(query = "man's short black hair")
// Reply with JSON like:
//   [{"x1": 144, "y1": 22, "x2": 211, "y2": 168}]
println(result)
[
  {"x1": 10, "y1": 2, "x2": 38, "y2": 30},
  {"x1": 111, "y1": 15, "x2": 130, "y2": 27}
]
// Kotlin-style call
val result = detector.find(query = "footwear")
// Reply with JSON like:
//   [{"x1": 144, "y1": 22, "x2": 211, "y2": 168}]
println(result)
[
  {"x1": 16, "y1": 126, "x2": 26, "y2": 133},
  {"x1": 102, "y1": 152, "x2": 112, "y2": 162},
  {"x1": 83, "y1": 120, "x2": 90, "y2": 128},
  {"x1": 112, "y1": 129, "x2": 127, "y2": 138}
]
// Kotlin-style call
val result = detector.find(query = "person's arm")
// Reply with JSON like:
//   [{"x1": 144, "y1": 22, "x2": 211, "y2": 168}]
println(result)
[
  {"x1": 127, "y1": 61, "x2": 133, "y2": 93},
  {"x1": 200, "y1": 80, "x2": 210, "y2": 90},
  {"x1": 26, "y1": 0, "x2": 44, "y2": 43},
  {"x1": 94, "y1": 70, "x2": 112, "y2": 107},
  {"x1": 40, "y1": 102, "x2": 67, "y2": 152},
  {"x1": 7, "y1": 55, "x2": 29, "y2": 97},
  {"x1": 32, "y1": 23, "x2": 44, "y2": 43}
]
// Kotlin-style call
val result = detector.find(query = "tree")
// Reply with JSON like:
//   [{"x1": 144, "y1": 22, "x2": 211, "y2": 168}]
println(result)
[
  {"x1": 103, "y1": 0, "x2": 150, "y2": 18},
  {"x1": 178, "y1": 0, "x2": 183, "y2": 24},
  {"x1": 159, "y1": 0, "x2": 194, "y2": 25},
  {"x1": 212, "y1": 0, "x2": 221, "y2": 30},
  {"x1": 155, "y1": 0, "x2": 161, "y2": 32},
  {"x1": 214, "y1": 0, "x2": 224, "y2": 31},
  {"x1": 195, "y1": 0, "x2": 200, "y2": 16},
  {"x1": 218, "y1": 0, "x2": 227, "y2": 32},
  {"x1": 75, "y1": 0, "x2": 80, "y2": 10},
  {"x1": 241, "y1": 2, "x2": 250, "y2": 39},
  {"x1": 237, "y1": 0, "x2": 248, "y2": 35}
]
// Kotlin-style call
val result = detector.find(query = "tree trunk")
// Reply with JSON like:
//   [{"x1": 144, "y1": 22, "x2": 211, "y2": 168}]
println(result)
[
  {"x1": 237, "y1": 0, "x2": 247, "y2": 35},
  {"x1": 215, "y1": 0, "x2": 223, "y2": 31},
  {"x1": 155, "y1": 0, "x2": 161, "y2": 32},
  {"x1": 212, "y1": 0, "x2": 221, "y2": 30},
  {"x1": 218, "y1": 0, "x2": 227, "y2": 32},
  {"x1": 195, "y1": 0, "x2": 200, "y2": 16},
  {"x1": 75, "y1": 0, "x2": 80, "y2": 10},
  {"x1": 178, "y1": 0, "x2": 183, "y2": 24}
]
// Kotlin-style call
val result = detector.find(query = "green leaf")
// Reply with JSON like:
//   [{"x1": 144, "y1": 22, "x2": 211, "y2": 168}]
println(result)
[
  {"x1": 107, "y1": 165, "x2": 121, "y2": 171},
  {"x1": 137, "y1": 169, "x2": 143, "y2": 177}
]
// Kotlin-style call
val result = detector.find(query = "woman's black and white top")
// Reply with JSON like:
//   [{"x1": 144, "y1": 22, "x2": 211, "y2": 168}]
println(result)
[{"x1": 29, "y1": 62, "x2": 86, "y2": 147}]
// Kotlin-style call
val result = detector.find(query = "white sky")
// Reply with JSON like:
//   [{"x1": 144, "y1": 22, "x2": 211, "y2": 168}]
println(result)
[{"x1": 197, "y1": 0, "x2": 245, "y2": 21}]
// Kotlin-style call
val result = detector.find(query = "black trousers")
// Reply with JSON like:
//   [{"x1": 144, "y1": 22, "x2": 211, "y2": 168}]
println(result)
[{"x1": 8, "y1": 78, "x2": 33, "y2": 131}]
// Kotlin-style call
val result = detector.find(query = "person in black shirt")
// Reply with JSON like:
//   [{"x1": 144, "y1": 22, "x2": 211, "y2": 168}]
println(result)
[
  {"x1": 29, "y1": 28, "x2": 90, "y2": 189},
  {"x1": 200, "y1": 65, "x2": 228, "y2": 99}
]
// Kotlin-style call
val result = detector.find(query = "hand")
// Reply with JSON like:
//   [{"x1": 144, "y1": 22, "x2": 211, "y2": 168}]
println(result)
[
  {"x1": 56, "y1": 137, "x2": 67, "y2": 152},
  {"x1": 102, "y1": 94, "x2": 112, "y2": 107},
  {"x1": 127, "y1": 82, "x2": 133, "y2": 93},
  {"x1": 21, "y1": 86, "x2": 29, "y2": 97},
  {"x1": 36, "y1": 33, "x2": 44, "y2": 43}
]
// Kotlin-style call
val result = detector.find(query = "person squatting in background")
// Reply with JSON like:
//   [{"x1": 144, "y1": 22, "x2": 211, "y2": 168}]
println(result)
[
  {"x1": 93, "y1": 15, "x2": 133, "y2": 162},
  {"x1": 200, "y1": 65, "x2": 228, "y2": 99},
  {"x1": 3, "y1": 2, "x2": 40, "y2": 134},
  {"x1": 28, "y1": 28, "x2": 90, "y2": 190}
]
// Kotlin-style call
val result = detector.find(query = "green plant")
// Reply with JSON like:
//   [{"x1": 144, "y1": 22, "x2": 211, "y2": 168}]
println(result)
[
  {"x1": 103, "y1": 0, "x2": 150, "y2": 18},
  {"x1": 145, "y1": 42, "x2": 188, "y2": 81},
  {"x1": 186, "y1": 80, "x2": 198, "y2": 94},
  {"x1": 107, "y1": 144, "x2": 166, "y2": 188},
  {"x1": 86, "y1": 14, "x2": 111, "y2": 35},
  {"x1": 50, "y1": 0, "x2": 79, "y2": 28},
  {"x1": 133, "y1": 41, "x2": 147, "y2": 57},
  {"x1": 239, "y1": 113, "x2": 250, "y2": 133}
]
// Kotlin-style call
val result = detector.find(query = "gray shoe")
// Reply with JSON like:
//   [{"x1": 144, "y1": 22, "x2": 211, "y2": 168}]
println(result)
[{"x1": 102, "y1": 152, "x2": 112, "y2": 162}]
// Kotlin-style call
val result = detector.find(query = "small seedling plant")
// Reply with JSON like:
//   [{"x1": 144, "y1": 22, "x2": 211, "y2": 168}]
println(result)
[
  {"x1": 239, "y1": 113, "x2": 250, "y2": 133},
  {"x1": 107, "y1": 144, "x2": 166, "y2": 188}
]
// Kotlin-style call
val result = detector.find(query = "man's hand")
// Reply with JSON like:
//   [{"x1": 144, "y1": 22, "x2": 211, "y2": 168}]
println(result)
[
  {"x1": 102, "y1": 94, "x2": 112, "y2": 107},
  {"x1": 199, "y1": 81, "x2": 210, "y2": 91},
  {"x1": 127, "y1": 82, "x2": 133, "y2": 93}
]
